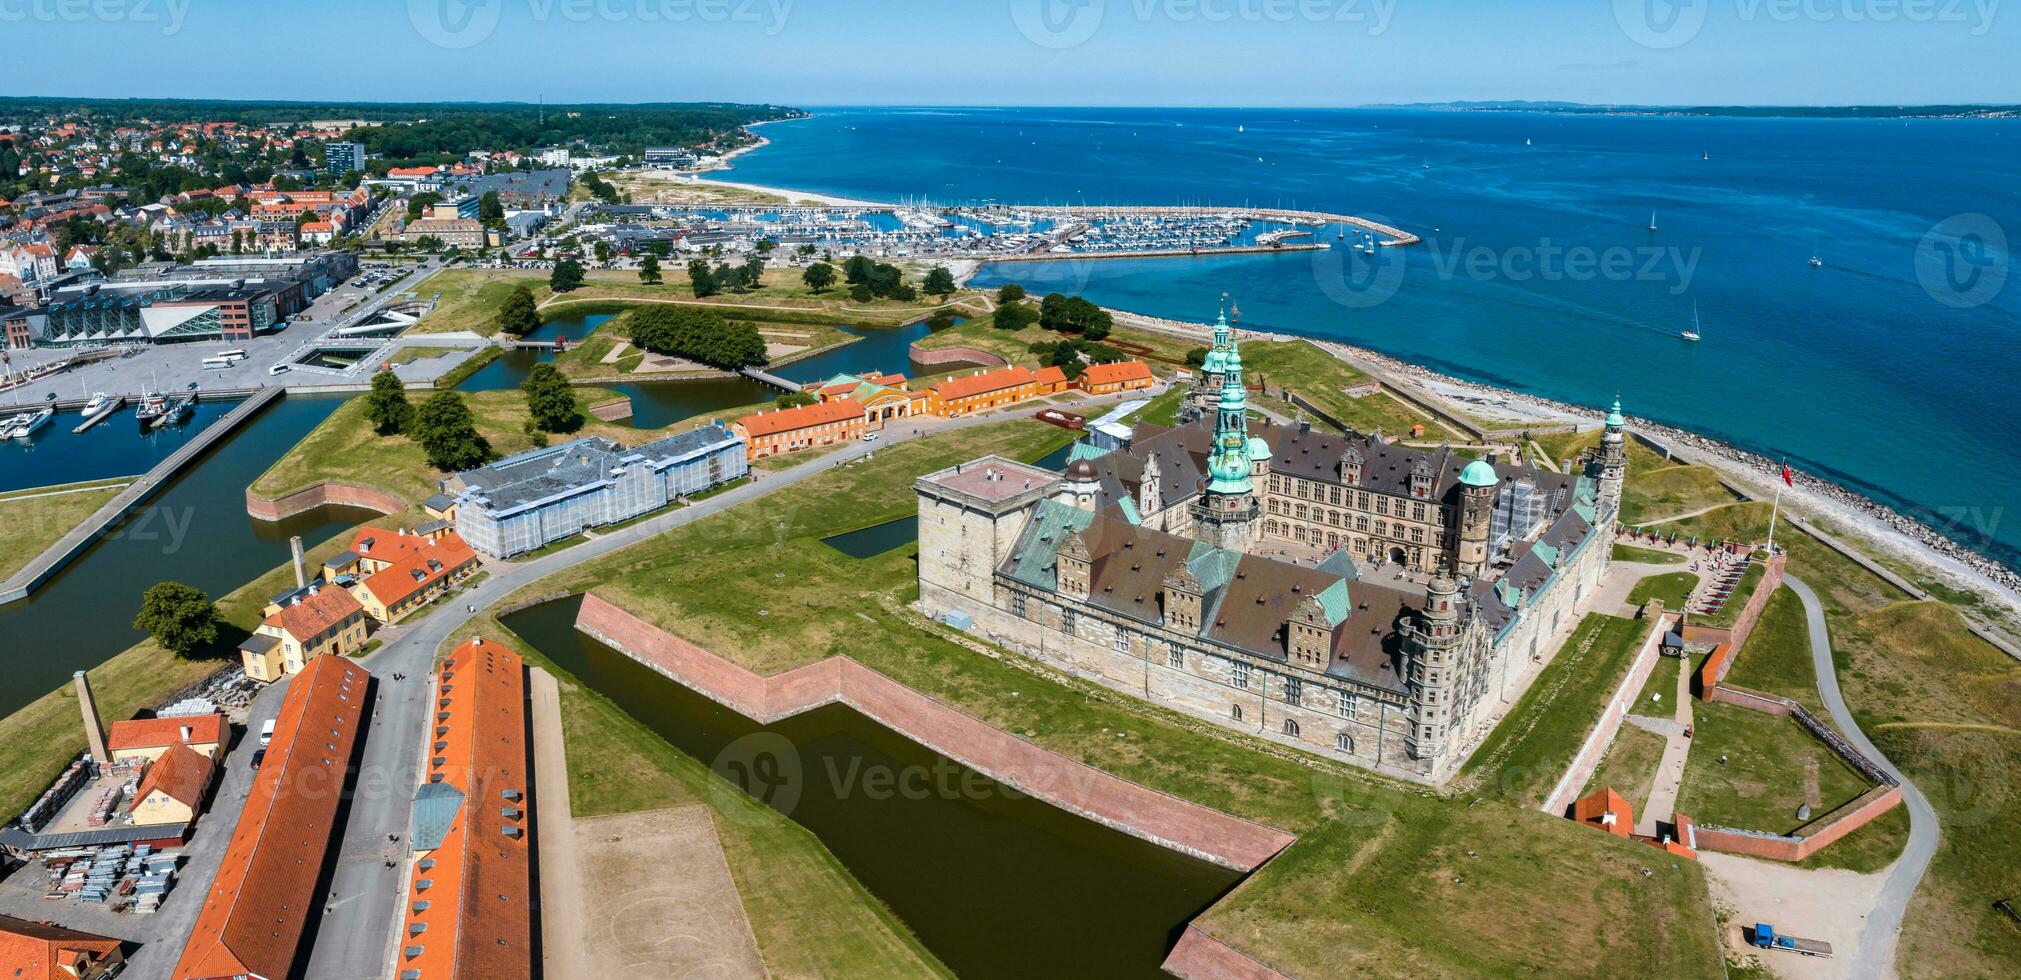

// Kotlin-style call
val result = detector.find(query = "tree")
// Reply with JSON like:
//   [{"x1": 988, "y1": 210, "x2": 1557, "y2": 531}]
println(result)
[
  {"x1": 849, "y1": 282, "x2": 873, "y2": 304},
  {"x1": 496, "y1": 284, "x2": 540, "y2": 336},
  {"x1": 992, "y1": 303, "x2": 1036, "y2": 331},
  {"x1": 775, "y1": 391, "x2": 816, "y2": 409},
  {"x1": 627, "y1": 305, "x2": 769, "y2": 369},
  {"x1": 923, "y1": 266, "x2": 957, "y2": 298},
  {"x1": 740, "y1": 257, "x2": 764, "y2": 290},
  {"x1": 411, "y1": 391, "x2": 492, "y2": 472},
  {"x1": 716, "y1": 261, "x2": 743, "y2": 293},
  {"x1": 362, "y1": 369, "x2": 413, "y2": 435},
  {"x1": 133, "y1": 581, "x2": 223, "y2": 658},
  {"x1": 478, "y1": 190, "x2": 505, "y2": 226},
  {"x1": 802, "y1": 262, "x2": 836, "y2": 293},
  {"x1": 638, "y1": 252, "x2": 662, "y2": 284},
  {"x1": 1185, "y1": 346, "x2": 1210, "y2": 369},
  {"x1": 996, "y1": 282, "x2": 1026, "y2": 305},
  {"x1": 687, "y1": 258, "x2": 718, "y2": 298},
  {"x1": 550, "y1": 258, "x2": 584, "y2": 292},
  {"x1": 843, "y1": 254, "x2": 874, "y2": 285},
  {"x1": 592, "y1": 240, "x2": 613, "y2": 264},
  {"x1": 520, "y1": 363, "x2": 582, "y2": 434}
]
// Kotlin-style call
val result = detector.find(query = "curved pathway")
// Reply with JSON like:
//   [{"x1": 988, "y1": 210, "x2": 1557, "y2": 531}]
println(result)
[{"x1": 1783, "y1": 574, "x2": 1940, "y2": 979}]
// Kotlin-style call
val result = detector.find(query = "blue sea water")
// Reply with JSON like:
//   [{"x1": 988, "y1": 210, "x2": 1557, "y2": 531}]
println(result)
[{"x1": 727, "y1": 107, "x2": 2021, "y2": 571}]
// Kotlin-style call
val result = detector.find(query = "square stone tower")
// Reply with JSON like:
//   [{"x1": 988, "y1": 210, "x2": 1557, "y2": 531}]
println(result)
[{"x1": 915, "y1": 457, "x2": 1058, "y2": 615}]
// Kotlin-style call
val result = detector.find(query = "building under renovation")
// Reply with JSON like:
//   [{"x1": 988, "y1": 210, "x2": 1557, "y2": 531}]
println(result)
[{"x1": 446, "y1": 425, "x2": 747, "y2": 557}]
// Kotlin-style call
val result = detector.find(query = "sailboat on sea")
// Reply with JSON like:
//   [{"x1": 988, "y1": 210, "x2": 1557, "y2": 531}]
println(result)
[
  {"x1": 1681, "y1": 302, "x2": 1702, "y2": 342},
  {"x1": 1647, "y1": 211, "x2": 1658, "y2": 232}
]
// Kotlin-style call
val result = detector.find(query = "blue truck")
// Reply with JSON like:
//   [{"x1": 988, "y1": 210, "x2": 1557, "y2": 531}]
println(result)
[{"x1": 1752, "y1": 923, "x2": 1835, "y2": 958}]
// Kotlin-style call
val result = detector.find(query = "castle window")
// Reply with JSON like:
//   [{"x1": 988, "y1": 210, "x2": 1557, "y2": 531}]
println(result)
[
  {"x1": 1411, "y1": 528, "x2": 1424, "y2": 544},
  {"x1": 1356, "y1": 516, "x2": 1370, "y2": 532},
  {"x1": 1232, "y1": 704, "x2": 1243, "y2": 721},
  {"x1": 1113, "y1": 630, "x2": 1130, "y2": 654},
  {"x1": 1337, "y1": 694, "x2": 1356, "y2": 719},
  {"x1": 1329, "y1": 487, "x2": 1342, "y2": 505},
  {"x1": 1412, "y1": 503, "x2": 1426, "y2": 522},
  {"x1": 1336, "y1": 733, "x2": 1353, "y2": 752},
  {"x1": 1231, "y1": 661, "x2": 1250, "y2": 689},
  {"x1": 1357, "y1": 491, "x2": 1371, "y2": 510},
  {"x1": 1373, "y1": 520, "x2": 1387, "y2": 537},
  {"x1": 1061, "y1": 610, "x2": 1076, "y2": 637},
  {"x1": 1284, "y1": 678, "x2": 1302, "y2": 706},
  {"x1": 1169, "y1": 647, "x2": 1184, "y2": 669},
  {"x1": 1282, "y1": 718, "x2": 1301, "y2": 737},
  {"x1": 1011, "y1": 592, "x2": 1027, "y2": 619}
]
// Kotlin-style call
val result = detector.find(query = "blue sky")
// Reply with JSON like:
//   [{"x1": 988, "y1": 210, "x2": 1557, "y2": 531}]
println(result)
[{"x1": 3, "y1": 0, "x2": 2013, "y2": 106}]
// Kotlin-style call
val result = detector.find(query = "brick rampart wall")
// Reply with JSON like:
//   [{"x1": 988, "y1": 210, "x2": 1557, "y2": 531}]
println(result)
[
  {"x1": 245, "y1": 480, "x2": 407, "y2": 521},
  {"x1": 1161, "y1": 925, "x2": 1293, "y2": 980}
]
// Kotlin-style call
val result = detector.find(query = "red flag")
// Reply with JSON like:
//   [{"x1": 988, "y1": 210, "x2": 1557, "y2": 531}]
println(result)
[{"x1": 1781, "y1": 464, "x2": 1794, "y2": 488}]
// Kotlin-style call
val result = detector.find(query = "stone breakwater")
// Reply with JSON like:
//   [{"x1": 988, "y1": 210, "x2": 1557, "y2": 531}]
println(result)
[{"x1": 1104, "y1": 308, "x2": 2021, "y2": 602}]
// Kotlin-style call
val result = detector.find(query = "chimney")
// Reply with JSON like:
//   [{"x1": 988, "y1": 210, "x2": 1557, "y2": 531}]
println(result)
[
  {"x1": 179, "y1": 725, "x2": 192, "y2": 742},
  {"x1": 73, "y1": 671, "x2": 108, "y2": 766},
  {"x1": 289, "y1": 535, "x2": 306, "y2": 588}
]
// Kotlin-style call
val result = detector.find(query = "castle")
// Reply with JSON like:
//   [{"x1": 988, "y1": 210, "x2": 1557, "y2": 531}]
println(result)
[{"x1": 915, "y1": 307, "x2": 1626, "y2": 780}]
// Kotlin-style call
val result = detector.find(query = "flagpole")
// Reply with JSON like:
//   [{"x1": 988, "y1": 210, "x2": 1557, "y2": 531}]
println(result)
[{"x1": 1767, "y1": 460, "x2": 1786, "y2": 555}]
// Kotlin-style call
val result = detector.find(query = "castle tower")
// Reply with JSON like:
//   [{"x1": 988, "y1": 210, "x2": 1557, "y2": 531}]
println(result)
[
  {"x1": 915, "y1": 457, "x2": 1058, "y2": 615},
  {"x1": 1595, "y1": 398, "x2": 1627, "y2": 521},
  {"x1": 1456, "y1": 458, "x2": 1498, "y2": 577},
  {"x1": 1406, "y1": 568, "x2": 1463, "y2": 770},
  {"x1": 1192, "y1": 306, "x2": 1236, "y2": 409},
  {"x1": 1191, "y1": 329, "x2": 1261, "y2": 551},
  {"x1": 1057, "y1": 458, "x2": 1103, "y2": 512}
]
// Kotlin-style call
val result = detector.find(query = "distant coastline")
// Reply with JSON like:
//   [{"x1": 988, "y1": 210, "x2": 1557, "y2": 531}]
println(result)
[{"x1": 1373, "y1": 100, "x2": 2021, "y2": 120}]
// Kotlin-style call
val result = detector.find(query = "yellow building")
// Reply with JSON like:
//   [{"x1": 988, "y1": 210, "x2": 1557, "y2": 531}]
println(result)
[
  {"x1": 128, "y1": 742, "x2": 216, "y2": 826},
  {"x1": 238, "y1": 584, "x2": 369, "y2": 682},
  {"x1": 106, "y1": 713, "x2": 226, "y2": 764}
]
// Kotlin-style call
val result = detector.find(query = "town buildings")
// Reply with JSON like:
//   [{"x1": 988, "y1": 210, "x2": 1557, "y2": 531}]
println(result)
[
  {"x1": 811, "y1": 371, "x2": 928, "y2": 426},
  {"x1": 105, "y1": 713, "x2": 226, "y2": 764},
  {"x1": 238, "y1": 583, "x2": 368, "y2": 682},
  {"x1": 128, "y1": 742, "x2": 217, "y2": 826},
  {"x1": 326, "y1": 526, "x2": 481, "y2": 623},
  {"x1": 325, "y1": 140, "x2": 367, "y2": 177},
  {"x1": 446, "y1": 425, "x2": 748, "y2": 557},
  {"x1": 172, "y1": 655, "x2": 367, "y2": 980},
  {"x1": 0, "y1": 914, "x2": 126, "y2": 980},
  {"x1": 926, "y1": 365, "x2": 1042, "y2": 417},
  {"x1": 916, "y1": 312, "x2": 1621, "y2": 780},
  {"x1": 733, "y1": 398, "x2": 867, "y2": 460},
  {"x1": 397, "y1": 637, "x2": 533, "y2": 980},
  {"x1": 1077, "y1": 359, "x2": 1156, "y2": 396},
  {"x1": 401, "y1": 217, "x2": 486, "y2": 249},
  {"x1": 30, "y1": 251, "x2": 358, "y2": 347}
]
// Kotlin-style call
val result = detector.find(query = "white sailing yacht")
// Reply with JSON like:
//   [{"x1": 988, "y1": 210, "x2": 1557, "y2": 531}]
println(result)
[{"x1": 1681, "y1": 302, "x2": 1702, "y2": 342}]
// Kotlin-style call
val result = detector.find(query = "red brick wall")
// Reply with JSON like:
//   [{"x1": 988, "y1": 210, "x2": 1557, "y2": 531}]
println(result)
[
  {"x1": 575, "y1": 592, "x2": 1296, "y2": 871},
  {"x1": 1693, "y1": 785, "x2": 1901, "y2": 861},
  {"x1": 245, "y1": 481, "x2": 407, "y2": 521},
  {"x1": 1161, "y1": 925, "x2": 1293, "y2": 980},
  {"x1": 908, "y1": 344, "x2": 1008, "y2": 370}
]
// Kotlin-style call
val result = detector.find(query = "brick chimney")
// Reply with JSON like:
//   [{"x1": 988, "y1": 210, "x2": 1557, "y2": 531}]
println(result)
[
  {"x1": 290, "y1": 534, "x2": 306, "y2": 589},
  {"x1": 73, "y1": 671, "x2": 108, "y2": 766}
]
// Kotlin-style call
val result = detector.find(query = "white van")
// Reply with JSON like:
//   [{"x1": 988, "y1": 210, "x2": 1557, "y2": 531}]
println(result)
[
  {"x1": 259, "y1": 718, "x2": 276, "y2": 746},
  {"x1": 268, "y1": 363, "x2": 291, "y2": 375}
]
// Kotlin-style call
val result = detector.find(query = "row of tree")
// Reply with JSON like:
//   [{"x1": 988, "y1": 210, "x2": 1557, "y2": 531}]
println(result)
[{"x1": 627, "y1": 305, "x2": 768, "y2": 369}]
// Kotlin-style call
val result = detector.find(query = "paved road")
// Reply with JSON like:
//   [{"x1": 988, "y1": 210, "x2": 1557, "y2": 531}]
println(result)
[
  {"x1": 301, "y1": 388, "x2": 1156, "y2": 979},
  {"x1": 1784, "y1": 574, "x2": 1939, "y2": 979}
]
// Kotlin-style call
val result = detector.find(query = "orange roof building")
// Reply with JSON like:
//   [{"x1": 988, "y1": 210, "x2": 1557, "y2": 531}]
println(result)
[
  {"x1": 106, "y1": 712, "x2": 226, "y2": 763},
  {"x1": 731, "y1": 399, "x2": 866, "y2": 460},
  {"x1": 1572, "y1": 787, "x2": 1634, "y2": 838},
  {"x1": 173, "y1": 656, "x2": 369, "y2": 980},
  {"x1": 351, "y1": 532, "x2": 479, "y2": 624},
  {"x1": 398, "y1": 638, "x2": 532, "y2": 980},
  {"x1": 926, "y1": 365, "x2": 1040, "y2": 417},
  {"x1": 1077, "y1": 359, "x2": 1156, "y2": 395},
  {"x1": 130, "y1": 742, "x2": 218, "y2": 826},
  {"x1": 0, "y1": 914, "x2": 125, "y2": 980},
  {"x1": 241, "y1": 584, "x2": 369, "y2": 682}
]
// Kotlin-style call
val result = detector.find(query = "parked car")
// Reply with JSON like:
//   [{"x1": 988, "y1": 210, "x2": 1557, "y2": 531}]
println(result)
[
  {"x1": 259, "y1": 718, "x2": 276, "y2": 746},
  {"x1": 250, "y1": 748, "x2": 266, "y2": 771}
]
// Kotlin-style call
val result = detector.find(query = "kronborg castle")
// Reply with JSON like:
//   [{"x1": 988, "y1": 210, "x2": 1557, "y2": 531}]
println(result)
[{"x1": 916, "y1": 311, "x2": 1626, "y2": 780}]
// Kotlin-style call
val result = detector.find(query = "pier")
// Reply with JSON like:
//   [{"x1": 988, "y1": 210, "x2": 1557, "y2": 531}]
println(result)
[
  {"x1": 0, "y1": 385, "x2": 285, "y2": 604},
  {"x1": 70, "y1": 395, "x2": 126, "y2": 433}
]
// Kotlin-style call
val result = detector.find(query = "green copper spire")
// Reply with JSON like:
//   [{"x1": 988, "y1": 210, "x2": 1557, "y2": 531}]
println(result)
[
  {"x1": 1201, "y1": 305, "x2": 1233, "y2": 376},
  {"x1": 1205, "y1": 328, "x2": 1254, "y2": 495},
  {"x1": 1605, "y1": 397, "x2": 1625, "y2": 429}
]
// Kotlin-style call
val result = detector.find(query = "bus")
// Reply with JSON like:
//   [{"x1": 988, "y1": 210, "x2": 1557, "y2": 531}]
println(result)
[
  {"x1": 201, "y1": 355, "x2": 236, "y2": 369},
  {"x1": 216, "y1": 349, "x2": 248, "y2": 362}
]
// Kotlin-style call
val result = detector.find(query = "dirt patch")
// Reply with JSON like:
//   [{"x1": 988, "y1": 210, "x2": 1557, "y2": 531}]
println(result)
[
  {"x1": 575, "y1": 806, "x2": 766, "y2": 979},
  {"x1": 1700, "y1": 851, "x2": 1890, "y2": 980}
]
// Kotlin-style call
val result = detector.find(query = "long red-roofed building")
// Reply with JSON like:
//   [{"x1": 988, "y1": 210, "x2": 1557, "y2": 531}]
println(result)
[
  {"x1": 397, "y1": 637, "x2": 532, "y2": 980},
  {"x1": 172, "y1": 655, "x2": 369, "y2": 980}
]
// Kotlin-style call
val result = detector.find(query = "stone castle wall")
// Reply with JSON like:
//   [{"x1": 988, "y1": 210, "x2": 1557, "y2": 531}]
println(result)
[{"x1": 245, "y1": 480, "x2": 407, "y2": 521}]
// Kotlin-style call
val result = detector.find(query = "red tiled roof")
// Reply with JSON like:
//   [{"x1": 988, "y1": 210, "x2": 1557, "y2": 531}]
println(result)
[
  {"x1": 360, "y1": 533, "x2": 477, "y2": 608},
  {"x1": 107, "y1": 712, "x2": 225, "y2": 752},
  {"x1": 1573, "y1": 787, "x2": 1633, "y2": 837},
  {"x1": 735, "y1": 399, "x2": 861, "y2": 438},
  {"x1": 173, "y1": 656, "x2": 368, "y2": 980},
  {"x1": 265, "y1": 585, "x2": 364, "y2": 644},
  {"x1": 1079, "y1": 360, "x2": 1153, "y2": 388},
  {"x1": 931, "y1": 365, "x2": 1037, "y2": 402},
  {"x1": 1033, "y1": 365, "x2": 1067, "y2": 387},
  {"x1": 135, "y1": 742, "x2": 216, "y2": 811},
  {"x1": 0, "y1": 914, "x2": 123, "y2": 980},
  {"x1": 399, "y1": 639, "x2": 532, "y2": 979}
]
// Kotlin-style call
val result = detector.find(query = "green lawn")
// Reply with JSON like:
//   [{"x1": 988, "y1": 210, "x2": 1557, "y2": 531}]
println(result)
[
  {"x1": 1613, "y1": 543, "x2": 1686, "y2": 565},
  {"x1": 250, "y1": 387, "x2": 646, "y2": 509},
  {"x1": 1458, "y1": 613, "x2": 1653, "y2": 808},
  {"x1": 1721, "y1": 587, "x2": 1825, "y2": 714},
  {"x1": 1582, "y1": 724, "x2": 1670, "y2": 820},
  {"x1": 0, "y1": 478, "x2": 132, "y2": 580},
  {"x1": 1676, "y1": 701, "x2": 1895, "y2": 868},
  {"x1": 484, "y1": 429, "x2": 1720, "y2": 978},
  {"x1": 1628, "y1": 571, "x2": 1698, "y2": 610},
  {"x1": 1634, "y1": 655, "x2": 1687, "y2": 714},
  {"x1": 1620, "y1": 464, "x2": 1740, "y2": 525}
]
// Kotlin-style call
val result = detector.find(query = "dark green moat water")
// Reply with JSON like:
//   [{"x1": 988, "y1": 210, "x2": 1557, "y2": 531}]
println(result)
[{"x1": 501, "y1": 595, "x2": 1243, "y2": 980}]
